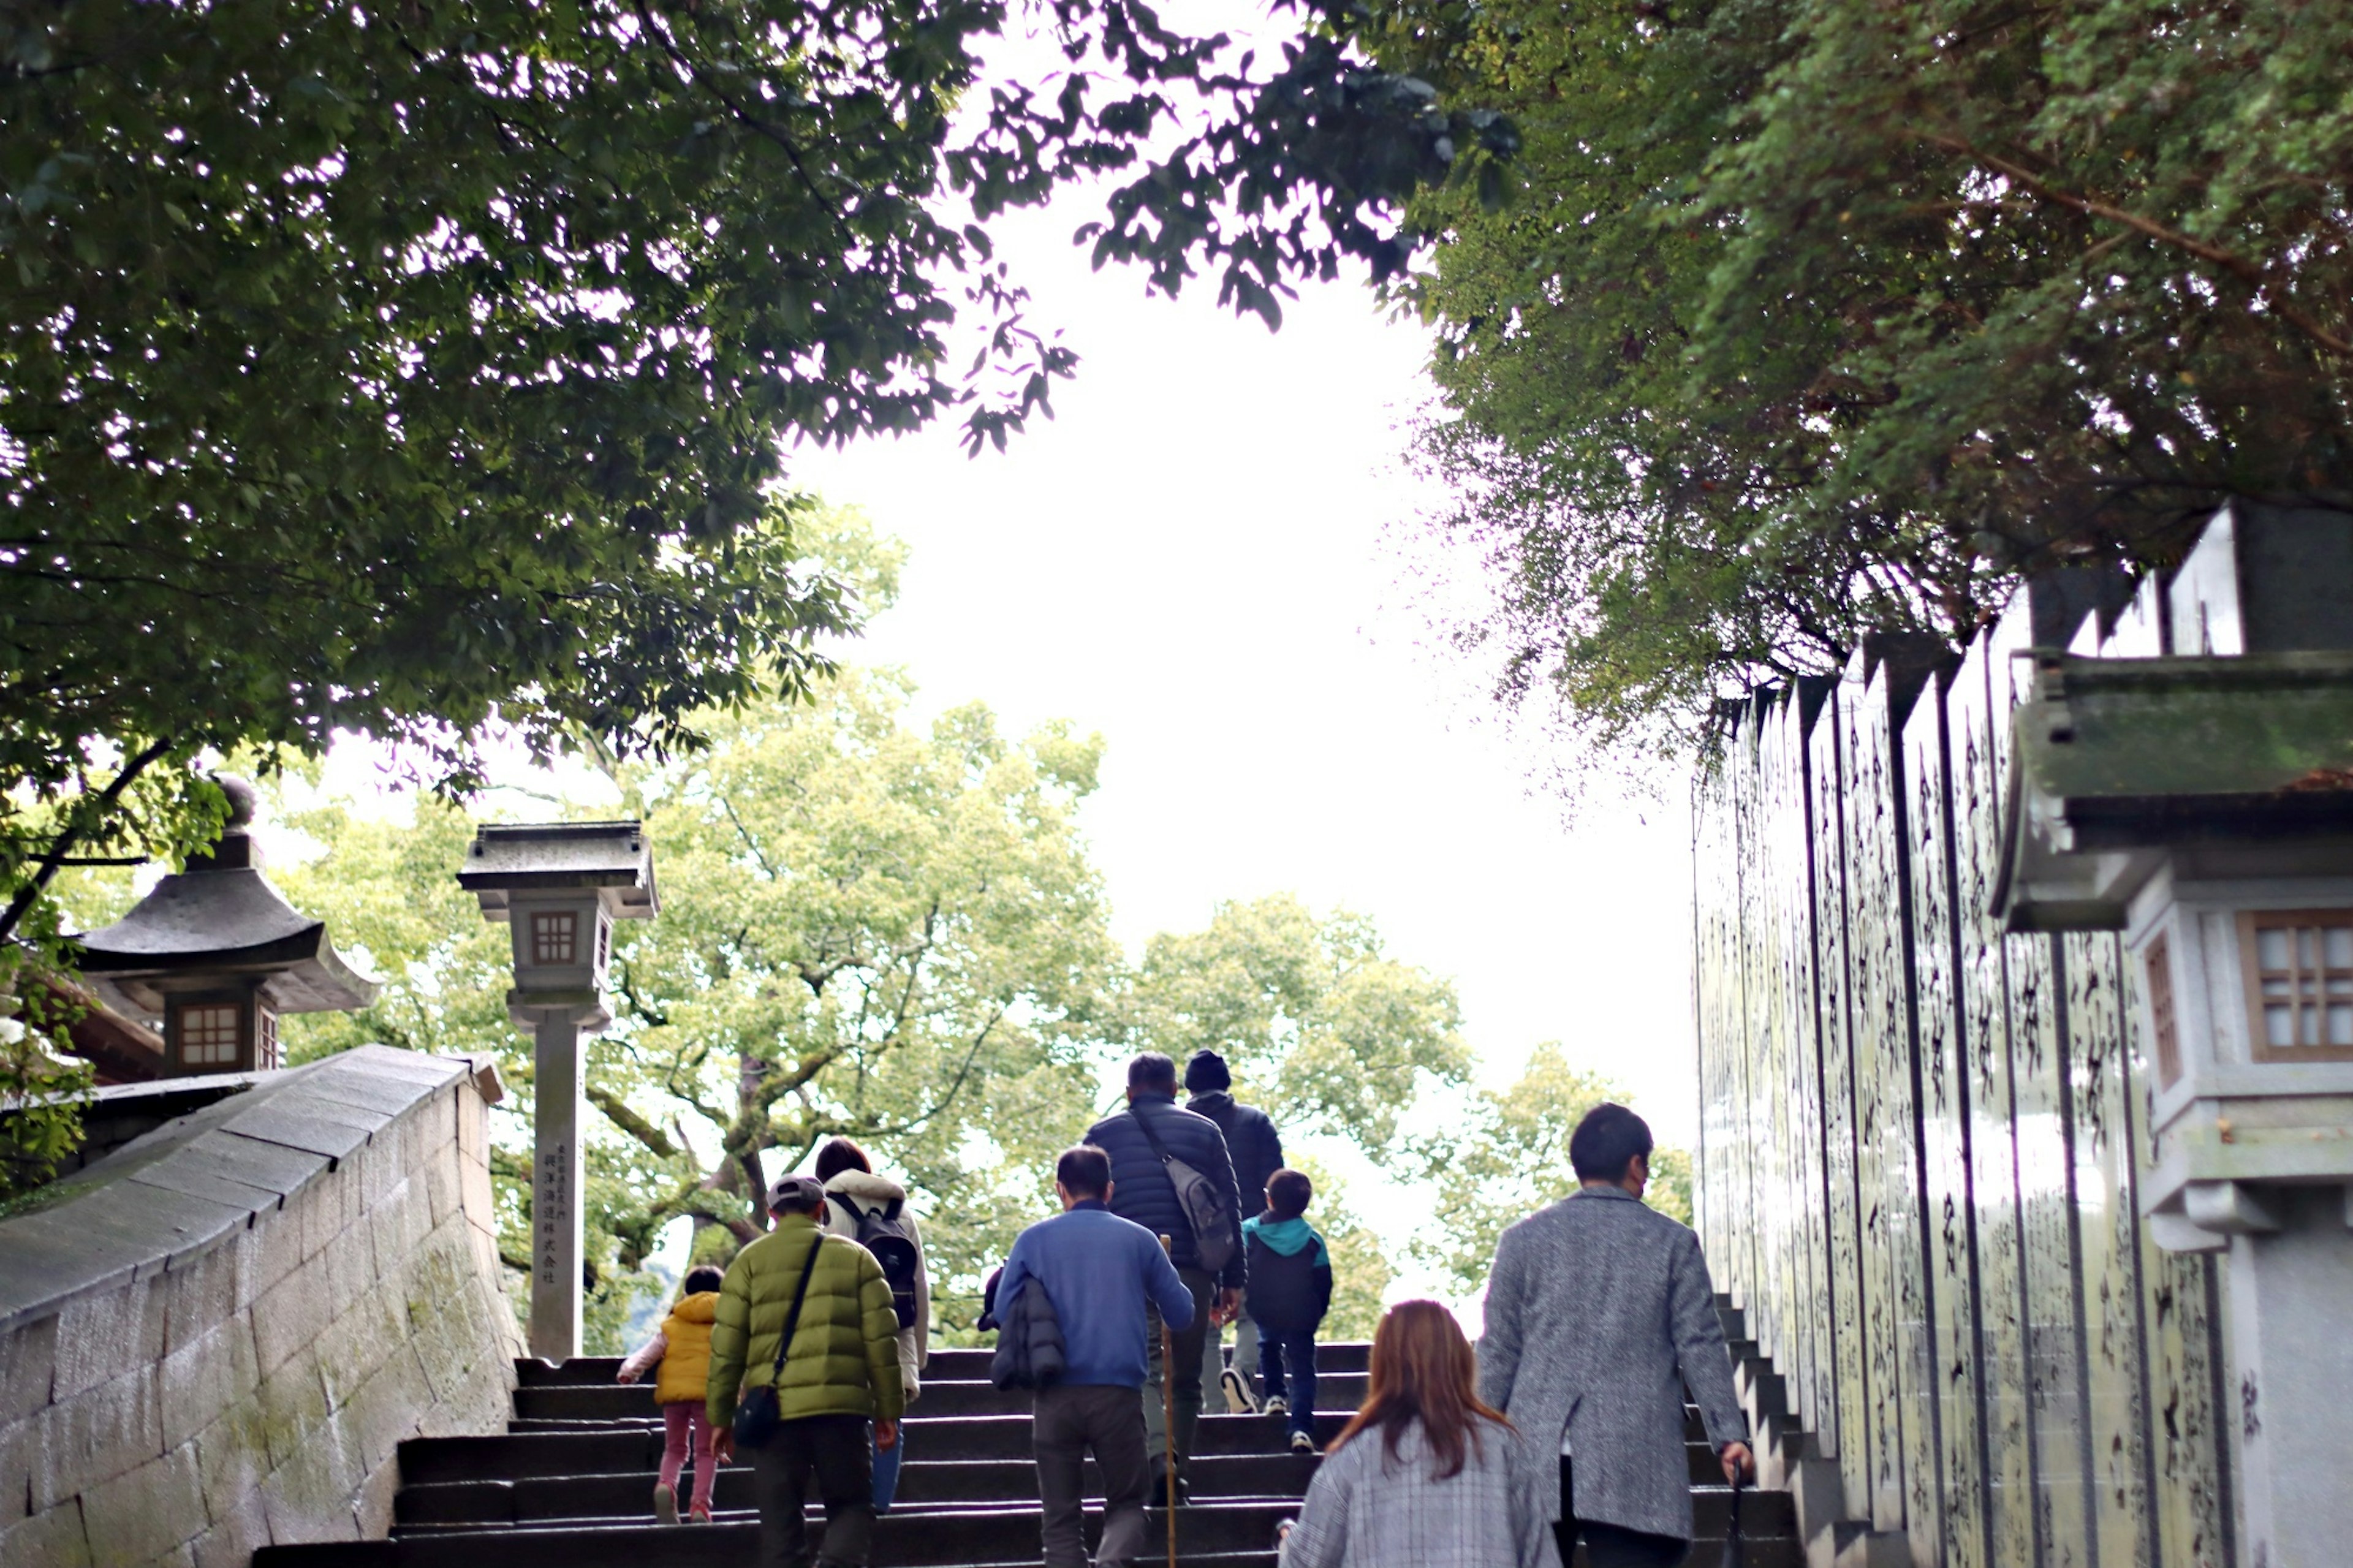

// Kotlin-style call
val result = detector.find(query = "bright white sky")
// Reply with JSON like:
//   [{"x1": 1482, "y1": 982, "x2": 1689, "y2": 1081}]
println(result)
[{"x1": 786, "y1": 184, "x2": 1700, "y2": 1149}]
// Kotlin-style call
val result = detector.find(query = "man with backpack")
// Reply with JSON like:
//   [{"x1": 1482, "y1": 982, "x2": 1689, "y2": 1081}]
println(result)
[
  {"x1": 1181, "y1": 1049, "x2": 1284, "y2": 1411},
  {"x1": 1085, "y1": 1051, "x2": 1246, "y2": 1499},
  {"x1": 815, "y1": 1138, "x2": 929, "y2": 1515},
  {"x1": 708, "y1": 1173, "x2": 904, "y2": 1568}
]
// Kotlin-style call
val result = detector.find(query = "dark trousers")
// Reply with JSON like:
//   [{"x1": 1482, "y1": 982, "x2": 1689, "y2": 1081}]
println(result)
[
  {"x1": 1034, "y1": 1383, "x2": 1152, "y2": 1568},
  {"x1": 1142, "y1": 1265, "x2": 1217, "y2": 1472},
  {"x1": 1257, "y1": 1328, "x2": 1318, "y2": 1439},
  {"x1": 749, "y1": 1412, "x2": 874, "y2": 1567},
  {"x1": 1558, "y1": 1460, "x2": 1688, "y2": 1568}
]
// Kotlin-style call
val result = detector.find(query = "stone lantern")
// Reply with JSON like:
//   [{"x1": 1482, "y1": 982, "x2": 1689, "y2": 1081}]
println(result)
[
  {"x1": 458, "y1": 820, "x2": 657, "y2": 1359},
  {"x1": 77, "y1": 778, "x2": 377, "y2": 1075},
  {"x1": 1996, "y1": 502, "x2": 2353, "y2": 1568}
]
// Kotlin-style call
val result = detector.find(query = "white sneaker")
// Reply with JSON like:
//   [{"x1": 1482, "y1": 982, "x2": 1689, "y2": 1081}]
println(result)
[
  {"x1": 653, "y1": 1481, "x2": 678, "y2": 1526},
  {"x1": 1220, "y1": 1366, "x2": 1260, "y2": 1414},
  {"x1": 1290, "y1": 1430, "x2": 1319, "y2": 1455},
  {"x1": 1262, "y1": 1396, "x2": 1287, "y2": 1417}
]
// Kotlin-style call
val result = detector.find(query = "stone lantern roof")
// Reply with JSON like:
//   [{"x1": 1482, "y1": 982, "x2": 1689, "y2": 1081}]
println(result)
[
  {"x1": 74, "y1": 778, "x2": 379, "y2": 1021},
  {"x1": 1996, "y1": 650, "x2": 2353, "y2": 929}
]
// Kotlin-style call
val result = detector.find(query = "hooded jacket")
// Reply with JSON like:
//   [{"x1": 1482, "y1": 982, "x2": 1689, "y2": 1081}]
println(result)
[
  {"x1": 819, "y1": 1168, "x2": 932, "y2": 1403},
  {"x1": 1185, "y1": 1090, "x2": 1285, "y2": 1216},
  {"x1": 1083, "y1": 1093, "x2": 1246, "y2": 1286},
  {"x1": 1242, "y1": 1213, "x2": 1332, "y2": 1333},
  {"x1": 706, "y1": 1211, "x2": 905, "y2": 1431}
]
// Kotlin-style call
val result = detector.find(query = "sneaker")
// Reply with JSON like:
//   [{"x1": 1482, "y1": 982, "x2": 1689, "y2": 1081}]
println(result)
[
  {"x1": 1290, "y1": 1430, "x2": 1319, "y2": 1455},
  {"x1": 688, "y1": 1505, "x2": 712, "y2": 1524},
  {"x1": 1220, "y1": 1365, "x2": 1260, "y2": 1414},
  {"x1": 652, "y1": 1482, "x2": 678, "y2": 1526},
  {"x1": 1262, "y1": 1396, "x2": 1287, "y2": 1417}
]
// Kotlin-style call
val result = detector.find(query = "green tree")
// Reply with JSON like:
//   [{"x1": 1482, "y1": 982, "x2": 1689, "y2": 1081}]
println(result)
[
  {"x1": 269, "y1": 666, "x2": 1121, "y2": 1347},
  {"x1": 1406, "y1": 1042, "x2": 1687, "y2": 1295},
  {"x1": 1, "y1": 0, "x2": 1514, "y2": 944},
  {"x1": 1366, "y1": 0, "x2": 2353, "y2": 749},
  {"x1": 1126, "y1": 893, "x2": 1472, "y2": 1159}
]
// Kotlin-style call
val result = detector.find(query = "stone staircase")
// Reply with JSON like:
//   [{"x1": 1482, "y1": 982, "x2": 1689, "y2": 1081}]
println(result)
[{"x1": 252, "y1": 1341, "x2": 1798, "y2": 1567}]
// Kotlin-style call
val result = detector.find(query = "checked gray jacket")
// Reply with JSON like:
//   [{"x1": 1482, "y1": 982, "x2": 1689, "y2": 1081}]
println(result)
[{"x1": 1476, "y1": 1185, "x2": 1747, "y2": 1547}]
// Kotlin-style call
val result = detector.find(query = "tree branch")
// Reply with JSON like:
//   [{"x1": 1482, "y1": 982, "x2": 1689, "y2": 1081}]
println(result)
[
  {"x1": 589, "y1": 1085, "x2": 682, "y2": 1158},
  {"x1": 0, "y1": 739, "x2": 174, "y2": 947},
  {"x1": 1922, "y1": 133, "x2": 2352, "y2": 356}
]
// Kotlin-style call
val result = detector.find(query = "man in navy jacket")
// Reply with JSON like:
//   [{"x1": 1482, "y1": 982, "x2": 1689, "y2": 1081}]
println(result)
[
  {"x1": 998, "y1": 1145, "x2": 1195, "y2": 1568},
  {"x1": 1084, "y1": 1051, "x2": 1246, "y2": 1494}
]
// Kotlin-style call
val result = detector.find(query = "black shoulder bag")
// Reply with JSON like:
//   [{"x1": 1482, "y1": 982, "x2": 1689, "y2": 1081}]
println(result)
[
  {"x1": 1131, "y1": 1108, "x2": 1237, "y2": 1274},
  {"x1": 732, "y1": 1232, "x2": 824, "y2": 1450}
]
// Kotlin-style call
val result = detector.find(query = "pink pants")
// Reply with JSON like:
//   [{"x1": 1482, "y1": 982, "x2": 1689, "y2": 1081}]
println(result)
[{"x1": 661, "y1": 1401, "x2": 718, "y2": 1515}]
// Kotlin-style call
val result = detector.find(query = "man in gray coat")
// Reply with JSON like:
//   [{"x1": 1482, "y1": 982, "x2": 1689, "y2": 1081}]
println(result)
[{"x1": 1477, "y1": 1104, "x2": 1753, "y2": 1568}]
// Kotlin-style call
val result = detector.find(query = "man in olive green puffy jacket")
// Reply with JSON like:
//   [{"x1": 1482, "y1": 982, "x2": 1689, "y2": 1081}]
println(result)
[{"x1": 710, "y1": 1173, "x2": 906, "y2": 1567}]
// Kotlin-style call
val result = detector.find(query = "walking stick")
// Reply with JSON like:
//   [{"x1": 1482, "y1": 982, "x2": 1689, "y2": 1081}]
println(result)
[{"x1": 1159, "y1": 1235, "x2": 1178, "y2": 1568}]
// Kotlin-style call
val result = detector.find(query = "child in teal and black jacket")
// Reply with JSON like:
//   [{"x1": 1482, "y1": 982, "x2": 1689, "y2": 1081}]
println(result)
[{"x1": 1243, "y1": 1168, "x2": 1333, "y2": 1453}]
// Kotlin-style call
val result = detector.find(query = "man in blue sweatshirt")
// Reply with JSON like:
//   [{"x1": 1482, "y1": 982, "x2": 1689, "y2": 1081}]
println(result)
[{"x1": 997, "y1": 1145, "x2": 1197, "y2": 1568}]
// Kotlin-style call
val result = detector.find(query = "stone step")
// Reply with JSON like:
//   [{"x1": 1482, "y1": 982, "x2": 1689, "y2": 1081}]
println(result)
[
  {"x1": 515, "y1": 1342, "x2": 1373, "y2": 1387},
  {"x1": 267, "y1": 1501, "x2": 1302, "y2": 1566},
  {"x1": 389, "y1": 1456, "x2": 1792, "y2": 1537},
  {"x1": 395, "y1": 1454, "x2": 1329, "y2": 1524},
  {"x1": 403, "y1": 1412, "x2": 1362, "y2": 1485},
  {"x1": 514, "y1": 1374, "x2": 1376, "y2": 1423}
]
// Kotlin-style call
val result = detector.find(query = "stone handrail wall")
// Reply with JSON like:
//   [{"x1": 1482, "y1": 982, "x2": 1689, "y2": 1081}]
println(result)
[
  {"x1": 0, "y1": 1045, "x2": 521, "y2": 1567},
  {"x1": 1693, "y1": 581, "x2": 2237, "y2": 1567}
]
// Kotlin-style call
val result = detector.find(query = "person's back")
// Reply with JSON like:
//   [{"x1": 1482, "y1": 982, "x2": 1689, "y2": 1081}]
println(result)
[
  {"x1": 1183, "y1": 1048, "x2": 1283, "y2": 1412},
  {"x1": 1476, "y1": 1104, "x2": 1749, "y2": 1566},
  {"x1": 996, "y1": 1145, "x2": 1197, "y2": 1568},
  {"x1": 1083, "y1": 1051, "x2": 1245, "y2": 1491},
  {"x1": 1277, "y1": 1300, "x2": 1544, "y2": 1568},
  {"x1": 1243, "y1": 1168, "x2": 1331, "y2": 1453},
  {"x1": 708, "y1": 1174, "x2": 904, "y2": 1568}
]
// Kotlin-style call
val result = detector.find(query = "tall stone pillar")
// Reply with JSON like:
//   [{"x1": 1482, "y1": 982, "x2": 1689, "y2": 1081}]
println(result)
[
  {"x1": 525, "y1": 1009, "x2": 589, "y2": 1360},
  {"x1": 459, "y1": 822, "x2": 658, "y2": 1363}
]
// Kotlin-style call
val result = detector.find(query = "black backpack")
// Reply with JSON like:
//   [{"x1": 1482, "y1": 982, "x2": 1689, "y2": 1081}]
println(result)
[{"x1": 829, "y1": 1192, "x2": 923, "y2": 1330}]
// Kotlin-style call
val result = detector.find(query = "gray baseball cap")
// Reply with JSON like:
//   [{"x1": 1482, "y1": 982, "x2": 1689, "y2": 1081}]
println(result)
[{"x1": 767, "y1": 1172, "x2": 825, "y2": 1213}]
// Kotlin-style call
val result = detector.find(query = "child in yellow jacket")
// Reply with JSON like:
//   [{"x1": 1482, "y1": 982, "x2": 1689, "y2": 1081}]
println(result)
[{"x1": 618, "y1": 1265, "x2": 726, "y2": 1524}]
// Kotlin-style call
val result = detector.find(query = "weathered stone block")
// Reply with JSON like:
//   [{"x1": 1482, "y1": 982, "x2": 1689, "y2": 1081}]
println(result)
[
  {"x1": 81, "y1": 1440, "x2": 206, "y2": 1566},
  {"x1": 423, "y1": 1151, "x2": 461, "y2": 1228},
  {"x1": 0, "y1": 1498, "x2": 91, "y2": 1568},
  {"x1": 296, "y1": 1174, "x2": 347, "y2": 1267},
  {"x1": 53, "y1": 1279, "x2": 167, "y2": 1403},
  {"x1": 351, "y1": 1450, "x2": 400, "y2": 1539},
  {"x1": 191, "y1": 1401, "x2": 270, "y2": 1528},
  {"x1": 249, "y1": 1200, "x2": 308, "y2": 1301},
  {"x1": 341, "y1": 1346, "x2": 431, "y2": 1475},
  {"x1": 33, "y1": 1366, "x2": 161, "y2": 1509},
  {"x1": 320, "y1": 1218, "x2": 376, "y2": 1325},
  {"x1": 250, "y1": 1259, "x2": 335, "y2": 1379},
  {"x1": 256, "y1": 1415, "x2": 363, "y2": 1545},
  {"x1": 363, "y1": 1180, "x2": 428, "y2": 1292},
  {"x1": 0, "y1": 1310, "x2": 58, "y2": 1424},
  {"x1": 160, "y1": 1244, "x2": 241, "y2": 1358},
  {"x1": 311, "y1": 1287, "x2": 401, "y2": 1414},
  {"x1": 417, "y1": 1088, "x2": 457, "y2": 1156},
  {"x1": 159, "y1": 1316, "x2": 259, "y2": 1453},
  {"x1": 252, "y1": 1344, "x2": 328, "y2": 1468},
  {"x1": 188, "y1": 1482, "x2": 269, "y2": 1568}
]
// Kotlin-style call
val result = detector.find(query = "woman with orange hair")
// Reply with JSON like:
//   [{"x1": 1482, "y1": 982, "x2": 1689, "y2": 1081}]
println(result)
[{"x1": 1277, "y1": 1300, "x2": 1547, "y2": 1568}]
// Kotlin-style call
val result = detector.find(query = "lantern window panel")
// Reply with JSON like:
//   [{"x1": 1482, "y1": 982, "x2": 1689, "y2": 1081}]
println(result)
[
  {"x1": 179, "y1": 1002, "x2": 241, "y2": 1067},
  {"x1": 256, "y1": 1002, "x2": 279, "y2": 1071},
  {"x1": 531, "y1": 911, "x2": 579, "y2": 966},
  {"x1": 2238, "y1": 909, "x2": 2353, "y2": 1061}
]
